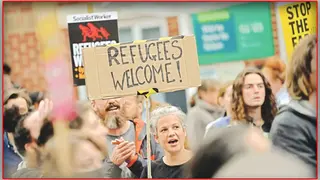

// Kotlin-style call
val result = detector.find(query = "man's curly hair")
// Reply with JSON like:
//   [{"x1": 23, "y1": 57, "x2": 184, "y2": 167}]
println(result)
[{"x1": 231, "y1": 68, "x2": 277, "y2": 128}]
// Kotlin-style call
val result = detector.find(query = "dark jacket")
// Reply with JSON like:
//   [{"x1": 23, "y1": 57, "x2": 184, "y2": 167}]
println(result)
[
  {"x1": 3, "y1": 132, "x2": 22, "y2": 178},
  {"x1": 104, "y1": 118, "x2": 163, "y2": 178},
  {"x1": 270, "y1": 100, "x2": 316, "y2": 174}
]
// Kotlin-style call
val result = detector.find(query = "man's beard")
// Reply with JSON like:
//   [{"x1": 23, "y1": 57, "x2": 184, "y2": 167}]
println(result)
[{"x1": 103, "y1": 115, "x2": 122, "y2": 130}]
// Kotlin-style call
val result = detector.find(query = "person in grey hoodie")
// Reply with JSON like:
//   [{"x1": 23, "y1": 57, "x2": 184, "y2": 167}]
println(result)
[
  {"x1": 270, "y1": 34, "x2": 317, "y2": 176},
  {"x1": 186, "y1": 79, "x2": 224, "y2": 151}
]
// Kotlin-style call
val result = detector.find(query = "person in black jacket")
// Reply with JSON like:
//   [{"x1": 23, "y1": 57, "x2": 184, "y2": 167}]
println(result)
[
  {"x1": 270, "y1": 34, "x2": 317, "y2": 176},
  {"x1": 141, "y1": 106, "x2": 192, "y2": 178}
]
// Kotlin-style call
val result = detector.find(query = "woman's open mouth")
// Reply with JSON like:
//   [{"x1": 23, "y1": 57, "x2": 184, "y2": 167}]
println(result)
[{"x1": 168, "y1": 139, "x2": 179, "y2": 145}]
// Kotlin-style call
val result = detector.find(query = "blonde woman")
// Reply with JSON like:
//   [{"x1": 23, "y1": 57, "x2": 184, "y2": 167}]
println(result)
[{"x1": 141, "y1": 106, "x2": 192, "y2": 178}]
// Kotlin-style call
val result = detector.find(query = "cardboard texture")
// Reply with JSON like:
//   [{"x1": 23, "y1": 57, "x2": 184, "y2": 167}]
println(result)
[{"x1": 82, "y1": 35, "x2": 201, "y2": 100}]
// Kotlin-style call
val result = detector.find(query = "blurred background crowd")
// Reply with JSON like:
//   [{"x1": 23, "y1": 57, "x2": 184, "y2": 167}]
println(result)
[{"x1": 2, "y1": 1, "x2": 318, "y2": 178}]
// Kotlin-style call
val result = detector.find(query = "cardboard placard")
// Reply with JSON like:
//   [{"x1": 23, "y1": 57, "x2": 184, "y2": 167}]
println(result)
[
  {"x1": 82, "y1": 35, "x2": 201, "y2": 100},
  {"x1": 67, "y1": 12, "x2": 119, "y2": 86}
]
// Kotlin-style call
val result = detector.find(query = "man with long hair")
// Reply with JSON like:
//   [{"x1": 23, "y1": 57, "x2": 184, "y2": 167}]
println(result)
[
  {"x1": 270, "y1": 34, "x2": 317, "y2": 175},
  {"x1": 231, "y1": 68, "x2": 278, "y2": 134}
]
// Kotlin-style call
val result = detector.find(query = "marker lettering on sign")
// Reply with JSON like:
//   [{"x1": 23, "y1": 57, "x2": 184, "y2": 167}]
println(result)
[
  {"x1": 129, "y1": 45, "x2": 136, "y2": 64},
  {"x1": 163, "y1": 40, "x2": 171, "y2": 60},
  {"x1": 286, "y1": 2, "x2": 312, "y2": 47},
  {"x1": 120, "y1": 46, "x2": 129, "y2": 65},
  {"x1": 156, "y1": 41, "x2": 164, "y2": 61},
  {"x1": 110, "y1": 63, "x2": 177, "y2": 90},
  {"x1": 107, "y1": 40, "x2": 183, "y2": 66},
  {"x1": 108, "y1": 39, "x2": 184, "y2": 91}
]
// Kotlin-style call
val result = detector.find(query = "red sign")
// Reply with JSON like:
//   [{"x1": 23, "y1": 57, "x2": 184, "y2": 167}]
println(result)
[{"x1": 79, "y1": 22, "x2": 110, "y2": 42}]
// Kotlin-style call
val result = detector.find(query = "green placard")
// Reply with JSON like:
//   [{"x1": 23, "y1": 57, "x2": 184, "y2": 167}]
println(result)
[{"x1": 192, "y1": 2, "x2": 275, "y2": 65}]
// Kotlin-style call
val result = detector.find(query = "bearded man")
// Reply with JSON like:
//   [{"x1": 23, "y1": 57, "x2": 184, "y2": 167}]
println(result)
[{"x1": 91, "y1": 95, "x2": 163, "y2": 178}]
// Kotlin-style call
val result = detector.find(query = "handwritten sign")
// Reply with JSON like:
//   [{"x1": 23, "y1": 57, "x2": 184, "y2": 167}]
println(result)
[
  {"x1": 82, "y1": 35, "x2": 201, "y2": 100},
  {"x1": 278, "y1": 2, "x2": 316, "y2": 61}
]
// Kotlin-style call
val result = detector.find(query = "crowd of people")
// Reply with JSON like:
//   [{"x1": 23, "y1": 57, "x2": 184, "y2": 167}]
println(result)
[{"x1": 3, "y1": 34, "x2": 317, "y2": 178}]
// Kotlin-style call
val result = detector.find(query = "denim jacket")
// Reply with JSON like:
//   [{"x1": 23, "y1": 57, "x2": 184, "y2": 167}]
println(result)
[{"x1": 4, "y1": 132, "x2": 22, "y2": 178}]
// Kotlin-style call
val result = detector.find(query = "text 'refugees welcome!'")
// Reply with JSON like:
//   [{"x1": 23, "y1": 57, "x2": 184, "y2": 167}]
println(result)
[
  {"x1": 82, "y1": 35, "x2": 201, "y2": 100},
  {"x1": 107, "y1": 39, "x2": 184, "y2": 91}
]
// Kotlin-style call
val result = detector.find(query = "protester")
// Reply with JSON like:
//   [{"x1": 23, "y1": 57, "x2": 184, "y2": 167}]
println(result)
[
  {"x1": 214, "y1": 151, "x2": 313, "y2": 178},
  {"x1": 91, "y1": 95, "x2": 163, "y2": 178},
  {"x1": 205, "y1": 81, "x2": 233, "y2": 136},
  {"x1": 261, "y1": 56, "x2": 290, "y2": 106},
  {"x1": 3, "y1": 106, "x2": 28, "y2": 178},
  {"x1": 11, "y1": 99, "x2": 53, "y2": 170},
  {"x1": 4, "y1": 9, "x2": 317, "y2": 179},
  {"x1": 3, "y1": 88, "x2": 33, "y2": 178},
  {"x1": 270, "y1": 34, "x2": 317, "y2": 175},
  {"x1": 231, "y1": 68, "x2": 277, "y2": 136},
  {"x1": 141, "y1": 106, "x2": 192, "y2": 178},
  {"x1": 186, "y1": 79, "x2": 224, "y2": 151},
  {"x1": 70, "y1": 102, "x2": 108, "y2": 143},
  {"x1": 187, "y1": 125, "x2": 271, "y2": 178},
  {"x1": 39, "y1": 131, "x2": 107, "y2": 178},
  {"x1": 11, "y1": 101, "x2": 108, "y2": 177},
  {"x1": 4, "y1": 88, "x2": 33, "y2": 115}
]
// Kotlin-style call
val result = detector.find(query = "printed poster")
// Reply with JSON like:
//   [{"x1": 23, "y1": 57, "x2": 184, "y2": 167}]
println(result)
[
  {"x1": 67, "y1": 12, "x2": 119, "y2": 86},
  {"x1": 192, "y1": 2, "x2": 275, "y2": 65},
  {"x1": 278, "y1": 2, "x2": 316, "y2": 61}
]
